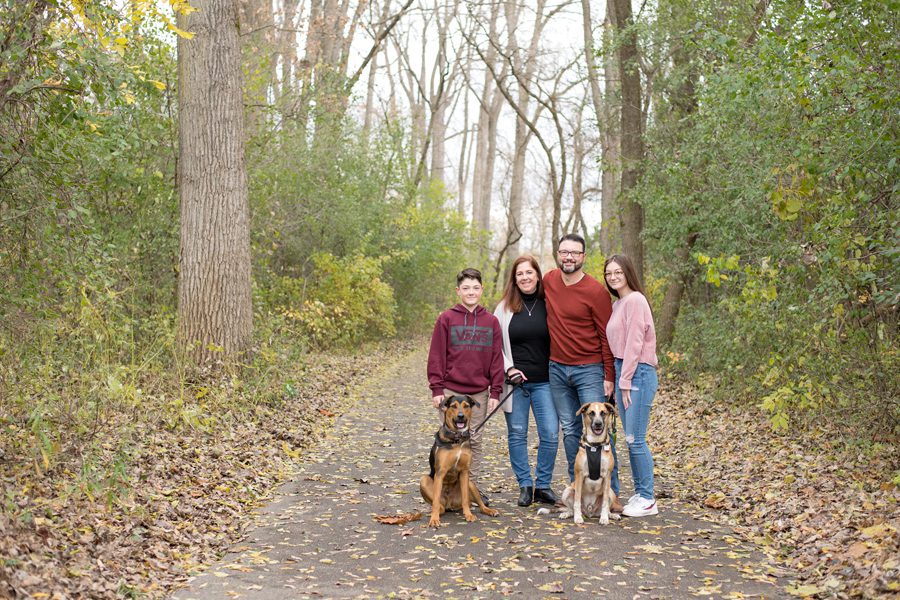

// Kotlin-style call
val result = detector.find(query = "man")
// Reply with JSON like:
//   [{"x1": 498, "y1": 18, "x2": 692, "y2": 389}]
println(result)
[
  {"x1": 427, "y1": 268, "x2": 504, "y2": 505},
  {"x1": 543, "y1": 234, "x2": 622, "y2": 511}
]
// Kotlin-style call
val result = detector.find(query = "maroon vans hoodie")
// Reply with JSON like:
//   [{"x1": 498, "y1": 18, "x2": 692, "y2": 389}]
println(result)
[{"x1": 427, "y1": 304, "x2": 504, "y2": 400}]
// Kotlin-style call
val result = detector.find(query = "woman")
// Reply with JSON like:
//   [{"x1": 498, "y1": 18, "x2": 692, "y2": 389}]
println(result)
[
  {"x1": 603, "y1": 254, "x2": 659, "y2": 517},
  {"x1": 494, "y1": 255, "x2": 559, "y2": 507}
]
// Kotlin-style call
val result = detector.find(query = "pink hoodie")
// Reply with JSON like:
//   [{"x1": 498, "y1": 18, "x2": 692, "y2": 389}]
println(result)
[{"x1": 606, "y1": 292, "x2": 658, "y2": 389}]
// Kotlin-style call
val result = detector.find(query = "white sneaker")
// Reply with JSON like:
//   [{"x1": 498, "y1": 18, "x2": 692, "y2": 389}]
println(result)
[
  {"x1": 625, "y1": 494, "x2": 641, "y2": 507},
  {"x1": 623, "y1": 496, "x2": 658, "y2": 517}
]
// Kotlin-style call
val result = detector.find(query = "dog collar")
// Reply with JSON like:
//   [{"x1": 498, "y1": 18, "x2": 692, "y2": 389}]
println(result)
[{"x1": 435, "y1": 426, "x2": 470, "y2": 448}]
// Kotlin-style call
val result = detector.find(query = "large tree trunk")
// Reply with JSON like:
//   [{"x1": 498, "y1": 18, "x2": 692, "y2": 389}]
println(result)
[
  {"x1": 610, "y1": 0, "x2": 644, "y2": 280},
  {"x1": 600, "y1": 13, "x2": 620, "y2": 256},
  {"x1": 177, "y1": 0, "x2": 252, "y2": 367}
]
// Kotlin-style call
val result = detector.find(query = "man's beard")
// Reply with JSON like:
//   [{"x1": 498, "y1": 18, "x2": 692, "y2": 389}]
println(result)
[{"x1": 559, "y1": 259, "x2": 583, "y2": 274}]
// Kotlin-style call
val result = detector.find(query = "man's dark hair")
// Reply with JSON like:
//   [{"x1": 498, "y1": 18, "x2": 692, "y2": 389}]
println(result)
[
  {"x1": 558, "y1": 233, "x2": 586, "y2": 252},
  {"x1": 457, "y1": 267, "x2": 483, "y2": 285}
]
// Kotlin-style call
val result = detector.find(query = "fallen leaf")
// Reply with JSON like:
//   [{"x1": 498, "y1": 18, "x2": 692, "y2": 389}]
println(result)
[{"x1": 374, "y1": 512, "x2": 423, "y2": 525}]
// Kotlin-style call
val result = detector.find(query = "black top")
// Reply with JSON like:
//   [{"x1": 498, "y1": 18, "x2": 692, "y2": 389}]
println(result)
[{"x1": 508, "y1": 292, "x2": 551, "y2": 383}]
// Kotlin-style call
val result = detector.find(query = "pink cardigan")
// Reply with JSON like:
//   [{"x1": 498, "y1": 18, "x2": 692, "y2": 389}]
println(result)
[{"x1": 606, "y1": 292, "x2": 658, "y2": 389}]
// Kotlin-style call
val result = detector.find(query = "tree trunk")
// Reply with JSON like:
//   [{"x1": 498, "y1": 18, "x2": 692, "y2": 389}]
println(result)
[
  {"x1": 239, "y1": 0, "x2": 275, "y2": 140},
  {"x1": 457, "y1": 94, "x2": 470, "y2": 216},
  {"x1": 657, "y1": 232, "x2": 698, "y2": 346},
  {"x1": 600, "y1": 13, "x2": 620, "y2": 256},
  {"x1": 471, "y1": 1, "x2": 502, "y2": 232},
  {"x1": 610, "y1": 0, "x2": 644, "y2": 280},
  {"x1": 656, "y1": 3, "x2": 700, "y2": 346},
  {"x1": 177, "y1": 0, "x2": 252, "y2": 367},
  {"x1": 581, "y1": 0, "x2": 616, "y2": 254}
]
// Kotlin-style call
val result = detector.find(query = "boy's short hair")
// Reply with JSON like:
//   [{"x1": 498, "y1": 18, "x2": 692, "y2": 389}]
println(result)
[{"x1": 456, "y1": 267, "x2": 483, "y2": 285}]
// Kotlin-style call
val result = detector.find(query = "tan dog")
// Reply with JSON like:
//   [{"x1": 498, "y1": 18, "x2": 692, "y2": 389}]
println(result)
[
  {"x1": 420, "y1": 395, "x2": 499, "y2": 527},
  {"x1": 559, "y1": 401, "x2": 618, "y2": 525}
]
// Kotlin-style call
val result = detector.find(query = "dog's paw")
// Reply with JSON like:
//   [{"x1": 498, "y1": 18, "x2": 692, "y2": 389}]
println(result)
[
  {"x1": 558, "y1": 510, "x2": 572, "y2": 519},
  {"x1": 537, "y1": 507, "x2": 551, "y2": 516},
  {"x1": 574, "y1": 515, "x2": 584, "y2": 525},
  {"x1": 428, "y1": 517, "x2": 442, "y2": 528},
  {"x1": 464, "y1": 512, "x2": 478, "y2": 523},
  {"x1": 483, "y1": 507, "x2": 499, "y2": 517},
  {"x1": 599, "y1": 514, "x2": 609, "y2": 525},
  {"x1": 611, "y1": 512, "x2": 622, "y2": 520}
]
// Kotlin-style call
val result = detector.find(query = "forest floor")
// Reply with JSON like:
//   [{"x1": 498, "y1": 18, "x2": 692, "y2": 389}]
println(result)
[{"x1": 2, "y1": 343, "x2": 897, "y2": 599}]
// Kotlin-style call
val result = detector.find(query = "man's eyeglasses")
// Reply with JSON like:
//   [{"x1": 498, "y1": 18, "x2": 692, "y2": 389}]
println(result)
[
  {"x1": 557, "y1": 250, "x2": 585, "y2": 257},
  {"x1": 605, "y1": 270, "x2": 624, "y2": 279}
]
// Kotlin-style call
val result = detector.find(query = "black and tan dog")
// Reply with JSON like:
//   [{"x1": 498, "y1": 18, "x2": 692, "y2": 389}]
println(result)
[
  {"x1": 559, "y1": 401, "x2": 618, "y2": 525},
  {"x1": 420, "y1": 395, "x2": 499, "y2": 527}
]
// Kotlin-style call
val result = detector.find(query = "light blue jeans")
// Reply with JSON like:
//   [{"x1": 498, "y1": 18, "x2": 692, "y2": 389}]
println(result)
[
  {"x1": 504, "y1": 382, "x2": 558, "y2": 489},
  {"x1": 615, "y1": 359, "x2": 658, "y2": 500},
  {"x1": 549, "y1": 361, "x2": 619, "y2": 494}
]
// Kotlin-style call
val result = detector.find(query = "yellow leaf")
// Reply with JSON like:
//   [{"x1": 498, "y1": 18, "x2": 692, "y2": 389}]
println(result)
[
  {"x1": 281, "y1": 441, "x2": 301, "y2": 460},
  {"x1": 787, "y1": 584, "x2": 823, "y2": 596},
  {"x1": 860, "y1": 522, "x2": 895, "y2": 539},
  {"x1": 149, "y1": 80, "x2": 167, "y2": 90},
  {"x1": 167, "y1": 22, "x2": 195, "y2": 39}
]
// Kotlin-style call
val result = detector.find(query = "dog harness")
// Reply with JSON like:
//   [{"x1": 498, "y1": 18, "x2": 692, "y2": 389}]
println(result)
[
  {"x1": 581, "y1": 440, "x2": 611, "y2": 481},
  {"x1": 429, "y1": 426, "x2": 471, "y2": 478}
]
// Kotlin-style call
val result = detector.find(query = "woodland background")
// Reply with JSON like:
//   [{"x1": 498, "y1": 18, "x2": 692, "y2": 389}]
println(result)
[{"x1": 0, "y1": 0, "x2": 897, "y2": 597}]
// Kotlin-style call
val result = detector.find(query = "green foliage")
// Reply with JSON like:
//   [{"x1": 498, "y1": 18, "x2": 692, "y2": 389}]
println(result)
[
  {"x1": 635, "y1": 0, "x2": 899, "y2": 437},
  {"x1": 272, "y1": 253, "x2": 397, "y2": 348}
]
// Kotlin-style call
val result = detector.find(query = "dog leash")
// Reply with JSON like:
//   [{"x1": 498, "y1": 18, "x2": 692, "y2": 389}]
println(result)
[
  {"x1": 605, "y1": 393, "x2": 618, "y2": 443},
  {"x1": 470, "y1": 375, "x2": 525, "y2": 435}
]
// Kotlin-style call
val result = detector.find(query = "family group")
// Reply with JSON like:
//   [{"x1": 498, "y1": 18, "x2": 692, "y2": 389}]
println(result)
[{"x1": 426, "y1": 233, "x2": 659, "y2": 518}]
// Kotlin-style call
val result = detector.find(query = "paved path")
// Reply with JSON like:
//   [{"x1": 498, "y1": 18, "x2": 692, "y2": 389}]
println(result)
[{"x1": 172, "y1": 348, "x2": 784, "y2": 599}]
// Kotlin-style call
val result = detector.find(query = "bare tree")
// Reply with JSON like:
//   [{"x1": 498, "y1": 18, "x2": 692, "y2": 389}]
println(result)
[
  {"x1": 239, "y1": 0, "x2": 276, "y2": 139},
  {"x1": 609, "y1": 0, "x2": 645, "y2": 280},
  {"x1": 579, "y1": 0, "x2": 618, "y2": 254},
  {"x1": 600, "y1": 12, "x2": 621, "y2": 256},
  {"x1": 177, "y1": 0, "x2": 252, "y2": 366},
  {"x1": 469, "y1": 1, "x2": 506, "y2": 232},
  {"x1": 504, "y1": 0, "x2": 557, "y2": 256}
]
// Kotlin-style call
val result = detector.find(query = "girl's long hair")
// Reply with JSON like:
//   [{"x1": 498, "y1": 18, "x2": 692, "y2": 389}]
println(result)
[
  {"x1": 603, "y1": 254, "x2": 648, "y2": 303},
  {"x1": 500, "y1": 255, "x2": 544, "y2": 313}
]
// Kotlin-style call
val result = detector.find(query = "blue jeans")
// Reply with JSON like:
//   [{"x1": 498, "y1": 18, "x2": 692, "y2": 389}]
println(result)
[
  {"x1": 549, "y1": 361, "x2": 619, "y2": 494},
  {"x1": 615, "y1": 359, "x2": 658, "y2": 500},
  {"x1": 503, "y1": 382, "x2": 558, "y2": 489}
]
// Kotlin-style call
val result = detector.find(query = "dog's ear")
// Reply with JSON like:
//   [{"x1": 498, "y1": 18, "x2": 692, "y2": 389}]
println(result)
[
  {"x1": 442, "y1": 396, "x2": 456, "y2": 408},
  {"x1": 465, "y1": 395, "x2": 480, "y2": 408},
  {"x1": 576, "y1": 403, "x2": 590, "y2": 416},
  {"x1": 606, "y1": 403, "x2": 619, "y2": 418}
]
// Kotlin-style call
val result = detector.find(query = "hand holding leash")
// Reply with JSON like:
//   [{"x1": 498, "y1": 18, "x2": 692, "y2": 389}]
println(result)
[{"x1": 471, "y1": 375, "x2": 524, "y2": 435}]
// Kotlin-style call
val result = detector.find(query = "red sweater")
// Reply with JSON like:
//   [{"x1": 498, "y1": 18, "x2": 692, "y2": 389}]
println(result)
[
  {"x1": 427, "y1": 304, "x2": 504, "y2": 399},
  {"x1": 543, "y1": 269, "x2": 615, "y2": 382}
]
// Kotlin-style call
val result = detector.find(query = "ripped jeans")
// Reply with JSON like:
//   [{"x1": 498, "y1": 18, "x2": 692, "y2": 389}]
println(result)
[{"x1": 614, "y1": 359, "x2": 658, "y2": 501}]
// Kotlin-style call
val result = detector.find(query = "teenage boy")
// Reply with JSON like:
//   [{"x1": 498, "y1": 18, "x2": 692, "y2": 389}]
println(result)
[
  {"x1": 543, "y1": 234, "x2": 623, "y2": 512},
  {"x1": 427, "y1": 268, "x2": 504, "y2": 504}
]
